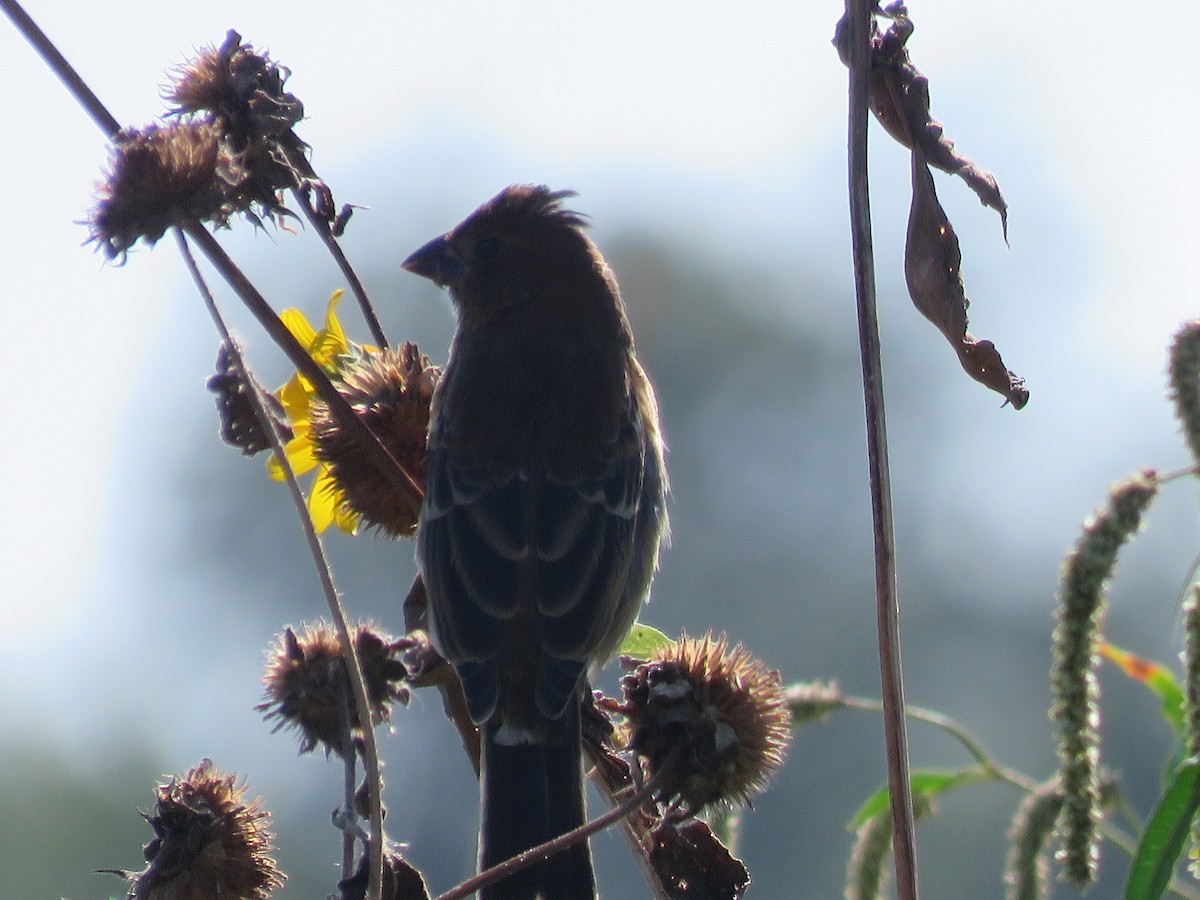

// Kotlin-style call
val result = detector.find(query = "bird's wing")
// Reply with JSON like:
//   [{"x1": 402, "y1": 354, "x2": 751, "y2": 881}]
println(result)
[{"x1": 419, "y1": 377, "x2": 650, "y2": 723}]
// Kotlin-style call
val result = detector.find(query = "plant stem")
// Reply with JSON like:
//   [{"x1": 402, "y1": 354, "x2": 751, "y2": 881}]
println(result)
[
  {"x1": 175, "y1": 231, "x2": 385, "y2": 900},
  {"x1": 0, "y1": 0, "x2": 120, "y2": 137},
  {"x1": 292, "y1": 186, "x2": 389, "y2": 349},
  {"x1": 433, "y1": 768, "x2": 666, "y2": 900},
  {"x1": 840, "y1": 695, "x2": 1037, "y2": 793},
  {"x1": 844, "y1": 0, "x2": 918, "y2": 896}
]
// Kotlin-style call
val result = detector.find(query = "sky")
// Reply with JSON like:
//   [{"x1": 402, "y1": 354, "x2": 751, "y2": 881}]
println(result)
[
  {"x1": 5, "y1": 0, "x2": 1198, "y2": 643},
  {"x1": 2, "y1": 0, "x2": 1200, "y2": 893}
]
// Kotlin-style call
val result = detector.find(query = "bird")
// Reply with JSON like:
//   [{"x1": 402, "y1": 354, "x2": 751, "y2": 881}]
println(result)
[{"x1": 402, "y1": 184, "x2": 668, "y2": 900}]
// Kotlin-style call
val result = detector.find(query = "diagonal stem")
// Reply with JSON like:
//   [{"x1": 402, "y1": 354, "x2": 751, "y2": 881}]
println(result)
[
  {"x1": 0, "y1": 0, "x2": 120, "y2": 137},
  {"x1": 291, "y1": 186, "x2": 389, "y2": 350},
  {"x1": 844, "y1": 0, "x2": 919, "y2": 897},
  {"x1": 175, "y1": 230, "x2": 386, "y2": 900}
]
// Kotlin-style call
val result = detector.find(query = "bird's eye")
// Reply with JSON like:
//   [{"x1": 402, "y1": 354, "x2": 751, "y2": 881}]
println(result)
[{"x1": 473, "y1": 234, "x2": 503, "y2": 261}]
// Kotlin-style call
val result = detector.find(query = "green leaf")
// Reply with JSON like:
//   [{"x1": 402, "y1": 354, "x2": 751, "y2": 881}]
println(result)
[
  {"x1": 620, "y1": 623, "x2": 674, "y2": 660},
  {"x1": 849, "y1": 768, "x2": 985, "y2": 830},
  {"x1": 1101, "y1": 641, "x2": 1186, "y2": 738},
  {"x1": 1125, "y1": 757, "x2": 1200, "y2": 900}
]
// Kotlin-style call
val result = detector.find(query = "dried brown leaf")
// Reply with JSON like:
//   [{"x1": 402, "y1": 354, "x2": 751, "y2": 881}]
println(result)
[
  {"x1": 645, "y1": 819, "x2": 750, "y2": 900},
  {"x1": 906, "y1": 150, "x2": 1028, "y2": 409},
  {"x1": 835, "y1": 2, "x2": 1008, "y2": 237}
]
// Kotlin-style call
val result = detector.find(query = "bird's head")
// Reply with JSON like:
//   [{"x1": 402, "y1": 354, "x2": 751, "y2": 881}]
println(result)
[{"x1": 402, "y1": 184, "x2": 602, "y2": 327}]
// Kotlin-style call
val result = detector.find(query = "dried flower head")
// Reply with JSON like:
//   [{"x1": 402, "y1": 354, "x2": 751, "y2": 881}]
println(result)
[
  {"x1": 166, "y1": 30, "x2": 304, "y2": 141},
  {"x1": 259, "y1": 622, "x2": 409, "y2": 757},
  {"x1": 124, "y1": 759, "x2": 283, "y2": 900},
  {"x1": 88, "y1": 122, "x2": 247, "y2": 260},
  {"x1": 165, "y1": 30, "x2": 312, "y2": 202},
  {"x1": 207, "y1": 341, "x2": 292, "y2": 456},
  {"x1": 338, "y1": 849, "x2": 431, "y2": 900},
  {"x1": 620, "y1": 632, "x2": 791, "y2": 811},
  {"x1": 309, "y1": 343, "x2": 440, "y2": 537}
]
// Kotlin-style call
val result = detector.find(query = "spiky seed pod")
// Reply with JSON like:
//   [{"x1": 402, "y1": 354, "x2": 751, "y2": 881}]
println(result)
[
  {"x1": 207, "y1": 341, "x2": 292, "y2": 456},
  {"x1": 309, "y1": 343, "x2": 440, "y2": 538},
  {"x1": 125, "y1": 759, "x2": 283, "y2": 900},
  {"x1": 1169, "y1": 321, "x2": 1200, "y2": 470},
  {"x1": 1049, "y1": 471, "x2": 1158, "y2": 888},
  {"x1": 1004, "y1": 780, "x2": 1063, "y2": 900},
  {"x1": 620, "y1": 632, "x2": 791, "y2": 811},
  {"x1": 259, "y1": 622, "x2": 409, "y2": 757},
  {"x1": 88, "y1": 122, "x2": 248, "y2": 260}
]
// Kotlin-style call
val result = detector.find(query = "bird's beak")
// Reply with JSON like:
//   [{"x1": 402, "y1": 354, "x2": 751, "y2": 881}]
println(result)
[{"x1": 402, "y1": 234, "x2": 466, "y2": 288}]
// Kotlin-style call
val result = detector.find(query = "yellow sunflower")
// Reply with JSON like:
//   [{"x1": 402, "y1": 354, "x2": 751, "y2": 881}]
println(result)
[{"x1": 267, "y1": 290, "x2": 374, "y2": 534}]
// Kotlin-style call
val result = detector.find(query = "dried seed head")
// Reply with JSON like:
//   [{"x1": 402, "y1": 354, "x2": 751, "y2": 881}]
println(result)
[
  {"x1": 166, "y1": 30, "x2": 304, "y2": 142},
  {"x1": 259, "y1": 622, "x2": 409, "y2": 757},
  {"x1": 88, "y1": 122, "x2": 246, "y2": 260},
  {"x1": 620, "y1": 632, "x2": 791, "y2": 811},
  {"x1": 310, "y1": 343, "x2": 440, "y2": 538},
  {"x1": 165, "y1": 30, "x2": 312, "y2": 202},
  {"x1": 125, "y1": 759, "x2": 283, "y2": 900},
  {"x1": 208, "y1": 341, "x2": 292, "y2": 456}
]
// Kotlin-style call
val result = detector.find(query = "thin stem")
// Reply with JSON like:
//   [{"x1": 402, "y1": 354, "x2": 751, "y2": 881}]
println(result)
[
  {"x1": 292, "y1": 186, "x2": 389, "y2": 349},
  {"x1": 175, "y1": 230, "x2": 385, "y2": 900},
  {"x1": 844, "y1": 0, "x2": 918, "y2": 897},
  {"x1": 341, "y1": 690, "x2": 358, "y2": 881},
  {"x1": 434, "y1": 768, "x2": 666, "y2": 900},
  {"x1": 0, "y1": 0, "x2": 120, "y2": 137},
  {"x1": 839, "y1": 695, "x2": 1038, "y2": 794}
]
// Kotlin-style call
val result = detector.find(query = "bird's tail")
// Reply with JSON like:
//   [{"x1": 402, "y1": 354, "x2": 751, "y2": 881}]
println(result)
[{"x1": 479, "y1": 699, "x2": 595, "y2": 900}]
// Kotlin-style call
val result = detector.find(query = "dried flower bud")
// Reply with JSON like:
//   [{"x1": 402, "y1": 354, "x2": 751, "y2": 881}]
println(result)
[
  {"x1": 310, "y1": 343, "x2": 440, "y2": 538},
  {"x1": 785, "y1": 679, "x2": 845, "y2": 726},
  {"x1": 620, "y1": 632, "x2": 790, "y2": 811},
  {"x1": 338, "y1": 850, "x2": 431, "y2": 900},
  {"x1": 208, "y1": 341, "x2": 292, "y2": 456},
  {"x1": 88, "y1": 122, "x2": 248, "y2": 260},
  {"x1": 165, "y1": 30, "x2": 312, "y2": 201},
  {"x1": 122, "y1": 759, "x2": 283, "y2": 900},
  {"x1": 259, "y1": 622, "x2": 409, "y2": 757},
  {"x1": 166, "y1": 30, "x2": 304, "y2": 143}
]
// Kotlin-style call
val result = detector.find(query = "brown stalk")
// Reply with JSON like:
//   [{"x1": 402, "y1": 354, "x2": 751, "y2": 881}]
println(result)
[{"x1": 844, "y1": 0, "x2": 919, "y2": 898}]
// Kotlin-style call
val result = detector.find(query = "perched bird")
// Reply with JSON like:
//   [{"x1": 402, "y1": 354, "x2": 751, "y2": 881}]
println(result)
[{"x1": 403, "y1": 185, "x2": 668, "y2": 900}]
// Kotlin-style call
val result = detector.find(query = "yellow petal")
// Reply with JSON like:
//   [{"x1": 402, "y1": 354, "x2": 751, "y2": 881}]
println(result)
[
  {"x1": 278, "y1": 374, "x2": 314, "y2": 423},
  {"x1": 322, "y1": 290, "x2": 348, "y2": 352},
  {"x1": 334, "y1": 502, "x2": 360, "y2": 535},
  {"x1": 267, "y1": 433, "x2": 318, "y2": 480},
  {"x1": 280, "y1": 308, "x2": 317, "y2": 349},
  {"x1": 308, "y1": 465, "x2": 340, "y2": 532}
]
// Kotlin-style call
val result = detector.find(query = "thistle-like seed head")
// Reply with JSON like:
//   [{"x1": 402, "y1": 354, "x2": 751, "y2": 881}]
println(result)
[
  {"x1": 310, "y1": 343, "x2": 440, "y2": 538},
  {"x1": 259, "y1": 622, "x2": 409, "y2": 757},
  {"x1": 620, "y1": 632, "x2": 791, "y2": 811},
  {"x1": 88, "y1": 122, "x2": 246, "y2": 260},
  {"x1": 124, "y1": 759, "x2": 283, "y2": 900}
]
